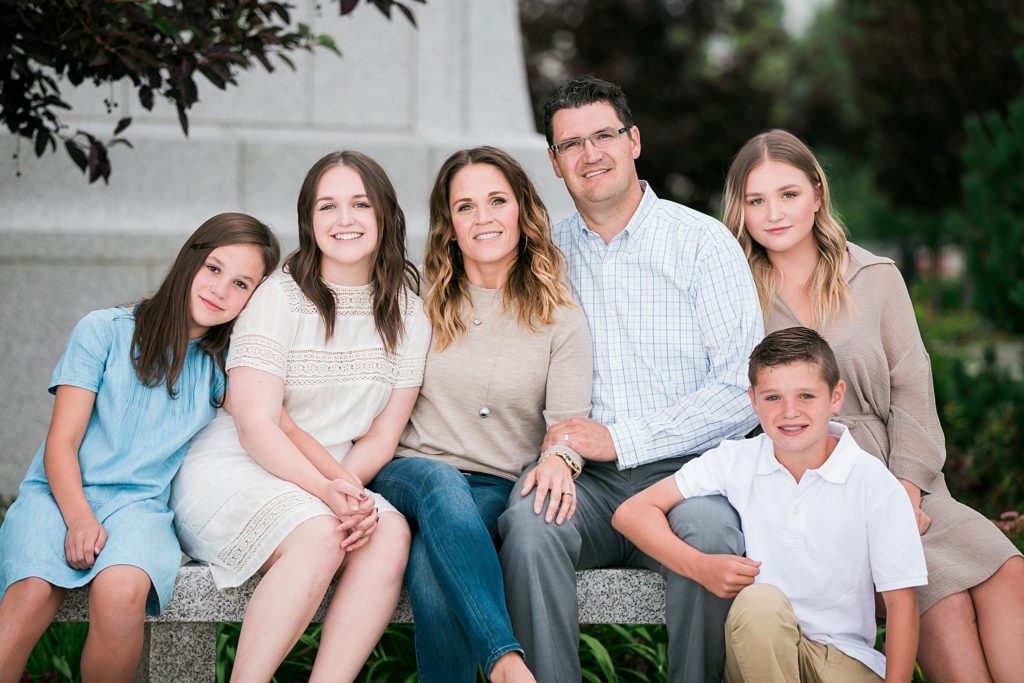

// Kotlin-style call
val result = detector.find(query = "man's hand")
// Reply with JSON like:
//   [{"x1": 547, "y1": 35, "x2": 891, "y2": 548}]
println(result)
[
  {"x1": 65, "y1": 514, "x2": 107, "y2": 570},
  {"x1": 693, "y1": 554, "x2": 761, "y2": 599},
  {"x1": 520, "y1": 458, "x2": 577, "y2": 525},
  {"x1": 543, "y1": 418, "x2": 617, "y2": 462}
]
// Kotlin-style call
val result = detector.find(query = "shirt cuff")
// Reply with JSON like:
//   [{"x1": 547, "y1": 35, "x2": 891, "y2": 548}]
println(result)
[
  {"x1": 608, "y1": 419, "x2": 646, "y2": 470},
  {"x1": 887, "y1": 456, "x2": 939, "y2": 495}
]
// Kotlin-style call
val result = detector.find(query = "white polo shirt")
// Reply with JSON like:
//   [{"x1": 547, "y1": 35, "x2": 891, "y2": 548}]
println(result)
[{"x1": 674, "y1": 422, "x2": 927, "y2": 678}]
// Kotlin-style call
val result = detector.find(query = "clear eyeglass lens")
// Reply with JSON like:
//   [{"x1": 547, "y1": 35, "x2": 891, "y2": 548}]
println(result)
[{"x1": 555, "y1": 128, "x2": 625, "y2": 156}]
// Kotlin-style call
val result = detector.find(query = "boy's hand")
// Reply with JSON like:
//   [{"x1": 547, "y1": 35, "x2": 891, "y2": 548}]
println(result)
[
  {"x1": 65, "y1": 514, "x2": 107, "y2": 570},
  {"x1": 694, "y1": 554, "x2": 761, "y2": 599}
]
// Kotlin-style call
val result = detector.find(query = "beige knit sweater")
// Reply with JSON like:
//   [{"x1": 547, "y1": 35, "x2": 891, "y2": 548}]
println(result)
[{"x1": 396, "y1": 283, "x2": 593, "y2": 481}]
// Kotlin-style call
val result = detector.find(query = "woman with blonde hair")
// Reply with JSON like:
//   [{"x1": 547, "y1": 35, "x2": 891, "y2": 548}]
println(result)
[
  {"x1": 722, "y1": 129, "x2": 1024, "y2": 683},
  {"x1": 370, "y1": 146, "x2": 592, "y2": 683}
]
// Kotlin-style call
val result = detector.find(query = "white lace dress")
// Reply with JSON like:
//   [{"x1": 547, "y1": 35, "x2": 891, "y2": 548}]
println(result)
[{"x1": 169, "y1": 269, "x2": 430, "y2": 589}]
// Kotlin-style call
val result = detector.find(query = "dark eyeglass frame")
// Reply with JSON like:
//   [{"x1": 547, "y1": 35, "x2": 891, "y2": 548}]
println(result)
[{"x1": 550, "y1": 127, "x2": 630, "y2": 157}]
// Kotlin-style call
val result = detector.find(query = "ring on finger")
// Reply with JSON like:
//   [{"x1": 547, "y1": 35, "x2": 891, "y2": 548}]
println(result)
[{"x1": 561, "y1": 491, "x2": 574, "y2": 497}]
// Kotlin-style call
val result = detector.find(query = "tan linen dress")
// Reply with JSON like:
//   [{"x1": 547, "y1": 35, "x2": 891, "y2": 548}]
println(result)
[{"x1": 767, "y1": 242, "x2": 1021, "y2": 613}]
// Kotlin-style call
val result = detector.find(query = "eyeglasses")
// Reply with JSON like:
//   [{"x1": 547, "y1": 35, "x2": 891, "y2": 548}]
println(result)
[{"x1": 550, "y1": 127, "x2": 630, "y2": 157}]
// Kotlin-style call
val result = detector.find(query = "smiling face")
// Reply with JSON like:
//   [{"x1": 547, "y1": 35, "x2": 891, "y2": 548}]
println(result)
[
  {"x1": 189, "y1": 243, "x2": 267, "y2": 339},
  {"x1": 742, "y1": 159, "x2": 821, "y2": 259},
  {"x1": 448, "y1": 163, "x2": 521, "y2": 287},
  {"x1": 748, "y1": 361, "x2": 845, "y2": 464},
  {"x1": 548, "y1": 102, "x2": 642, "y2": 210},
  {"x1": 311, "y1": 164, "x2": 379, "y2": 285}
]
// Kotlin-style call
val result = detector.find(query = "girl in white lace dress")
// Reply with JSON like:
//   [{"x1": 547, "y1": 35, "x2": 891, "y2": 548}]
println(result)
[{"x1": 170, "y1": 152, "x2": 430, "y2": 682}]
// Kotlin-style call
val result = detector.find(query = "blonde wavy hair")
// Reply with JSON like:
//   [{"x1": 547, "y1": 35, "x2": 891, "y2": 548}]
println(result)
[
  {"x1": 722, "y1": 129, "x2": 850, "y2": 326},
  {"x1": 424, "y1": 146, "x2": 573, "y2": 350}
]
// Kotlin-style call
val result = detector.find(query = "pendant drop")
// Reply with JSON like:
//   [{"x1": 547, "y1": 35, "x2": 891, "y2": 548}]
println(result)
[
  {"x1": 478, "y1": 405, "x2": 490, "y2": 418},
  {"x1": 473, "y1": 319, "x2": 482, "y2": 326}
]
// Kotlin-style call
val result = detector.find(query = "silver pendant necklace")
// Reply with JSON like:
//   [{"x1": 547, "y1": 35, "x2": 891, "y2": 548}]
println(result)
[{"x1": 468, "y1": 293, "x2": 503, "y2": 418}]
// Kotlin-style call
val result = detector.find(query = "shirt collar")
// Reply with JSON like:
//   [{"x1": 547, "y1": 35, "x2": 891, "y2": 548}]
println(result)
[
  {"x1": 755, "y1": 422, "x2": 859, "y2": 483},
  {"x1": 574, "y1": 180, "x2": 658, "y2": 245}
]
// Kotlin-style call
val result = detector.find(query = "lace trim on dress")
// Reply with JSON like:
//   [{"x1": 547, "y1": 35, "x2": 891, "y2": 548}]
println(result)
[
  {"x1": 395, "y1": 356, "x2": 425, "y2": 388},
  {"x1": 216, "y1": 489, "x2": 319, "y2": 570},
  {"x1": 286, "y1": 347, "x2": 399, "y2": 386},
  {"x1": 226, "y1": 334, "x2": 288, "y2": 377},
  {"x1": 279, "y1": 276, "x2": 376, "y2": 316}
]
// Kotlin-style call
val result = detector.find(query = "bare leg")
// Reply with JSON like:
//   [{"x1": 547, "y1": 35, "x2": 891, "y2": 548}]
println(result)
[
  {"x1": 0, "y1": 578, "x2": 66, "y2": 683},
  {"x1": 918, "y1": 589, "x2": 992, "y2": 683},
  {"x1": 309, "y1": 512, "x2": 410, "y2": 683},
  {"x1": 973, "y1": 556, "x2": 1024, "y2": 683},
  {"x1": 81, "y1": 565, "x2": 151, "y2": 683},
  {"x1": 231, "y1": 516, "x2": 345, "y2": 683}
]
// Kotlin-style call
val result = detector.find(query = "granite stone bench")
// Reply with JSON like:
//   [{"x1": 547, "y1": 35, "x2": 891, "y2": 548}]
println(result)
[{"x1": 53, "y1": 562, "x2": 667, "y2": 682}]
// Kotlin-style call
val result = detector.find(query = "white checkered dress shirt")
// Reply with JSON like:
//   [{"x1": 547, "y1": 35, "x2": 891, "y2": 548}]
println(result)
[{"x1": 553, "y1": 183, "x2": 763, "y2": 469}]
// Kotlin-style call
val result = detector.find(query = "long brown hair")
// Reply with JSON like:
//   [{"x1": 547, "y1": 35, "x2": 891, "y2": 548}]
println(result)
[
  {"x1": 722, "y1": 129, "x2": 850, "y2": 325},
  {"x1": 132, "y1": 212, "x2": 280, "y2": 402},
  {"x1": 286, "y1": 151, "x2": 418, "y2": 354},
  {"x1": 424, "y1": 146, "x2": 573, "y2": 350}
]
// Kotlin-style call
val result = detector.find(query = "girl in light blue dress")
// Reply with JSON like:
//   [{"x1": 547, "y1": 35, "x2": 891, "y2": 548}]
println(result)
[{"x1": 0, "y1": 213, "x2": 279, "y2": 683}]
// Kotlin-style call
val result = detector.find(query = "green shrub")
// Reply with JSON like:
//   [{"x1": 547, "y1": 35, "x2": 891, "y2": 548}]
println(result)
[
  {"x1": 959, "y1": 47, "x2": 1024, "y2": 333},
  {"x1": 929, "y1": 340, "x2": 1024, "y2": 517}
]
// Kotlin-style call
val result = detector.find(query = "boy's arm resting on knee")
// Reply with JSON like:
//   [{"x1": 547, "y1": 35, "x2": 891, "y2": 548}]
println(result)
[
  {"x1": 881, "y1": 587, "x2": 919, "y2": 683},
  {"x1": 612, "y1": 476, "x2": 760, "y2": 599}
]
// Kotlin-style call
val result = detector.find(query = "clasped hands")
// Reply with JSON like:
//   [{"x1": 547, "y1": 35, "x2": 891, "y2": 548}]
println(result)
[{"x1": 322, "y1": 470, "x2": 378, "y2": 552}]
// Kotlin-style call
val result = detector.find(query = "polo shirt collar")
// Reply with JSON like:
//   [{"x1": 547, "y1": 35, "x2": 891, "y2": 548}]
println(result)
[{"x1": 754, "y1": 422, "x2": 858, "y2": 483}]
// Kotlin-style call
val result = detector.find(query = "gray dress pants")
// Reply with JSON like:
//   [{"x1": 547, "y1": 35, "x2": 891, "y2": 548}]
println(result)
[{"x1": 498, "y1": 456, "x2": 744, "y2": 683}]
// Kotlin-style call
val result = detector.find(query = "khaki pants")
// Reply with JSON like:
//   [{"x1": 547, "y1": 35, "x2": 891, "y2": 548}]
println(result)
[{"x1": 725, "y1": 584, "x2": 881, "y2": 683}]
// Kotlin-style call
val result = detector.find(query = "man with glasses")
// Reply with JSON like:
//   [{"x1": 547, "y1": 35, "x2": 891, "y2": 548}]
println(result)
[{"x1": 499, "y1": 76, "x2": 764, "y2": 682}]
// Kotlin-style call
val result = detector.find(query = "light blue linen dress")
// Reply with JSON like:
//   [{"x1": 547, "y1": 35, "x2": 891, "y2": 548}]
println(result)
[{"x1": 0, "y1": 307, "x2": 224, "y2": 615}]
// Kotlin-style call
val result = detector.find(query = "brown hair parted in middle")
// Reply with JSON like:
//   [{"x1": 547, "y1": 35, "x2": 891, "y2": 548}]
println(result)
[
  {"x1": 423, "y1": 146, "x2": 574, "y2": 350},
  {"x1": 747, "y1": 326, "x2": 840, "y2": 390},
  {"x1": 132, "y1": 212, "x2": 280, "y2": 403},
  {"x1": 286, "y1": 150, "x2": 419, "y2": 354}
]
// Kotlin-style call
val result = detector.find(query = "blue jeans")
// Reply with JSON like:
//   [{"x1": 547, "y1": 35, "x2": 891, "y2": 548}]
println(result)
[{"x1": 372, "y1": 457, "x2": 521, "y2": 683}]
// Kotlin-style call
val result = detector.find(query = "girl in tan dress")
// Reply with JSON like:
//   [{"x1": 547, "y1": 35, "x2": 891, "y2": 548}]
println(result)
[{"x1": 722, "y1": 129, "x2": 1024, "y2": 683}]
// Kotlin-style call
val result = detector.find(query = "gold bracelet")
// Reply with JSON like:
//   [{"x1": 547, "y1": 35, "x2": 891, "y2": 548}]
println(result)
[{"x1": 541, "y1": 449, "x2": 582, "y2": 479}]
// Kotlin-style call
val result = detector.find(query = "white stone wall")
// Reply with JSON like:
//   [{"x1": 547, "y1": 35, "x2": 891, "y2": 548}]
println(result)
[{"x1": 0, "y1": 0, "x2": 573, "y2": 495}]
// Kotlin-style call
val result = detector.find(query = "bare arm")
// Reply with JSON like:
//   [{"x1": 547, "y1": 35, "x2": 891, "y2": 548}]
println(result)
[
  {"x1": 612, "y1": 475, "x2": 760, "y2": 598},
  {"x1": 881, "y1": 587, "x2": 919, "y2": 683},
  {"x1": 341, "y1": 386, "x2": 419, "y2": 484},
  {"x1": 225, "y1": 366, "x2": 355, "y2": 518},
  {"x1": 43, "y1": 385, "x2": 106, "y2": 570},
  {"x1": 279, "y1": 407, "x2": 362, "y2": 489},
  {"x1": 897, "y1": 478, "x2": 931, "y2": 535}
]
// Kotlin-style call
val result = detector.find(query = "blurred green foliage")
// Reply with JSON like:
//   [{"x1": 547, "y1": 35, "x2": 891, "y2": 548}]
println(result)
[{"x1": 958, "y1": 49, "x2": 1024, "y2": 333}]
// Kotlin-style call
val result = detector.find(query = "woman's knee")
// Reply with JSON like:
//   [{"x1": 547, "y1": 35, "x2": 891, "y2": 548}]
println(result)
[
  {"x1": 353, "y1": 512, "x2": 410, "y2": 580},
  {"x1": 276, "y1": 515, "x2": 347, "y2": 572}
]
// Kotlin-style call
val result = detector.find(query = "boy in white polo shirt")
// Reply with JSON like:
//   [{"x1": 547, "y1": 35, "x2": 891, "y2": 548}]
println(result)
[{"x1": 613, "y1": 327, "x2": 927, "y2": 682}]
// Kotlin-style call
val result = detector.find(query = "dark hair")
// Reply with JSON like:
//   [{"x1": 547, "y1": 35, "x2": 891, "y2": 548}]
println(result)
[
  {"x1": 542, "y1": 75, "x2": 634, "y2": 146},
  {"x1": 285, "y1": 150, "x2": 418, "y2": 354},
  {"x1": 423, "y1": 146, "x2": 574, "y2": 349},
  {"x1": 748, "y1": 327, "x2": 840, "y2": 389},
  {"x1": 132, "y1": 212, "x2": 280, "y2": 403}
]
